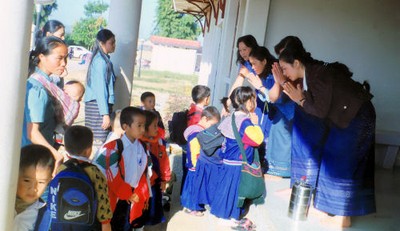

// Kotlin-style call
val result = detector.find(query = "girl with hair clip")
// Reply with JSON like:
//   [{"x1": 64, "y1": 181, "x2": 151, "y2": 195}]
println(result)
[
  {"x1": 22, "y1": 36, "x2": 68, "y2": 167},
  {"x1": 211, "y1": 87, "x2": 264, "y2": 230},
  {"x1": 244, "y1": 46, "x2": 296, "y2": 178},
  {"x1": 223, "y1": 35, "x2": 259, "y2": 115},
  {"x1": 84, "y1": 29, "x2": 116, "y2": 145},
  {"x1": 276, "y1": 39, "x2": 375, "y2": 227}
]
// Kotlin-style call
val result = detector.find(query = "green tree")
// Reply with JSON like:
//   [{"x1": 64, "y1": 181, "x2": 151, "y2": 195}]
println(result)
[
  {"x1": 33, "y1": 2, "x2": 58, "y2": 28},
  {"x1": 69, "y1": 1, "x2": 108, "y2": 48},
  {"x1": 155, "y1": 0, "x2": 201, "y2": 40}
]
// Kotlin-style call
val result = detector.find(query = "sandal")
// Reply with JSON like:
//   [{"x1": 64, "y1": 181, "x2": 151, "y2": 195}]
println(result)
[
  {"x1": 183, "y1": 208, "x2": 204, "y2": 217},
  {"x1": 232, "y1": 218, "x2": 256, "y2": 231}
]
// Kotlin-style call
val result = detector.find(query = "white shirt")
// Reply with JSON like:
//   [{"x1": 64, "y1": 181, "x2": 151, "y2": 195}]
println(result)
[{"x1": 13, "y1": 200, "x2": 46, "y2": 231}]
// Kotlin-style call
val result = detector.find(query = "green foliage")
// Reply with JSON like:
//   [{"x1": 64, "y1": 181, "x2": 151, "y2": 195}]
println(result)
[
  {"x1": 69, "y1": 1, "x2": 108, "y2": 48},
  {"x1": 70, "y1": 18, "x2": 107, "y2": 48},
  {"x1": 33, "y1": 2, "x2": 58, "y2": 28},
  {"x1": 155, "y1": 0, "x2": 201, "y2": 40},
  {"x1": 84, "y1": 1, "x2": 109, "y2": 17}
]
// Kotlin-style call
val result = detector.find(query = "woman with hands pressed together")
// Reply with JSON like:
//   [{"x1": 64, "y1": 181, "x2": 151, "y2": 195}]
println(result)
[
  {"x1": 245, "y1": 47, "x2": 295, "y2": 178},
  {"x1": 276, "y1": 40, "x2": 375, "y2": 227}
]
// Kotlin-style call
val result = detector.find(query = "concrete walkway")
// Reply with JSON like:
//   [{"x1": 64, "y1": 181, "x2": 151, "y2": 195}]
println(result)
[{"x1": 144, "y1": 152, "x2": 400, "y2": 231}]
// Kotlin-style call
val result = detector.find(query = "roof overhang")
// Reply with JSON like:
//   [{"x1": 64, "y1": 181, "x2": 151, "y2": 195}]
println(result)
[{"x1": 172, "y1": 0, "x2": 226, "y2": 33}]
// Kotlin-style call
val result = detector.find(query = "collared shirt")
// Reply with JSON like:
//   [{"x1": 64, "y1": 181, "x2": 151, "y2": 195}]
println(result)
[
  {"x1": 303, "y1": 70, "x2": 308, "y2": 91},
  {"x1": 84, "y1": 53, "x2": 115, "y2": 115},
  {"x1": 121, "y1": 135, "x2": 149, "y2": 188},
  {"x1": 13, "y1": 199, "x2": 46, "y2": 231},
  {"x1": 22, "y1": 68, "x2": 57, "y2": 147}
]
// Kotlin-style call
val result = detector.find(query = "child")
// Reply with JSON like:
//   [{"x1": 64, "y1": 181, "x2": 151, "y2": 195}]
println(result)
[
  {"x1": 211, "y1": 87, "x2": 264, "y2": 229},
  {"x1": 140, "y1": 110, "x2": 172, "y2": 225},
  {"x1": 181, "y1": 106, "x2": 221, "y2": 216},
  {"x1": 187, "y1": 85, "x2": 211, "y2": 126},
  {"x1": 52, "y1": 125, "x2": 112, "y2": 230},
  {"x1": 94, "y1": 106, "x2": 151, "y2": 231},
  {"x1": 140, "y1": 91, "x2": 165, "y2": 138},
  {"x1": 14, "y1": 144, "x2": 55, "y2": 231},
  {"x1": 182, "y1": 85, "x2": 211, "y2": 193}
]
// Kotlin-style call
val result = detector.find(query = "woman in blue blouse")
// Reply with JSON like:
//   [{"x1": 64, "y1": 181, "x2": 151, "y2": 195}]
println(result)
[{"x1": 84, "y1": 29, "x2": 116, "y2": 143}]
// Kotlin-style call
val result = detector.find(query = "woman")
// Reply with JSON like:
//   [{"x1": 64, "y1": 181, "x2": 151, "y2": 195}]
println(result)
[
  {"x1": 246, "y1": 47, "x2": 295, "y2": 177},
  {"x1": 276, "y1": 42, "x2": 375, "y2": 227},
  {"x1": 22, "y1": 36, "x2": 67, "y2": 165},
  {"x1": 223, "y1": 35, "x2": 259, "y2": 113},
  {"x1": 84, "y1": 29, "x2": 116, "y2": 144}
]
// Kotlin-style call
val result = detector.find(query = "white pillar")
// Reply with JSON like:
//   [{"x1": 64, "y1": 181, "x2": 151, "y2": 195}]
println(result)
[
  {"x1": 108, "y1": 0, "x2": 143, "y2": 109},
  {"x1": 0, "y1": 0, "x2": 33, "y2": 229},
  {"x1": 241, "y1": 0, "x2": 271, "y2": 45}
]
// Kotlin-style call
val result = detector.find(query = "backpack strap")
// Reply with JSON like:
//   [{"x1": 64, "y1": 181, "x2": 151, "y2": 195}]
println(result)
[
  {"x1": 33, "y1": 200, "x2": 51, "y2": 231},
  {"x1": 116, "y1": 138, "x2": 125, "y2": 179}
]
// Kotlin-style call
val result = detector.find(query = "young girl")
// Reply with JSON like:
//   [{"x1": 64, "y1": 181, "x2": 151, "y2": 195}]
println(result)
[
  {"x1": 84, "y1": 29, "x2": 116, "y2": 145},
  {"x1": 211, "y1": 87, "x2": 264, "y2": 229},
  {"x1": 181, "y1": 106, "x2": 220, "y2": 216},
  {"x1": 22, "y1": 36, "x2": 68, "y2": 165},
  {"x1": 140, "y1": 110, "x2": 171, "y2": 225}
]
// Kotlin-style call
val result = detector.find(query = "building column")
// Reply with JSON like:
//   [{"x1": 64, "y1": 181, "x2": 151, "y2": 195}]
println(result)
[
  {"x1": 108, "y1": 0, "x2": 143, "y2": 109},
  {"x1": 0, "y1": 0, "x2": 34, "y2": 229},
  {"x1": 241, "y1": 0, "x2": 271, "y2": 45}
]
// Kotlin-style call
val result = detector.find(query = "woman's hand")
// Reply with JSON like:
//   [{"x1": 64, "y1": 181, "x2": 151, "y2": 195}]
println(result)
[
  {"x1": 247, "y1": 73, "x2": 263, "y2": 90},
  {"x1": 282, "y1": 82, "x2": 305, "y2": 104},
  {"x1": 102, "y1": 115, "x2": 111, "y2": 130},
  {"x1": 272, "y1": 62, "x2": 287, "y2": 85},
  {"x1": 239, "y1": 66, "x2": 250, "y2": 78}
]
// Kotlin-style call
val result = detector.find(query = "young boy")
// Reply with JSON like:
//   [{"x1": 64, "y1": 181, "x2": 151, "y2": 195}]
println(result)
[
  {"x1": 140, "y1": 91, "x2": 165, "y2": 138},
  {"x1": 55, "y1": 125, "x2": 113, "y2": 231},
  {"x1": 94, "y1": 106, "x2": 151, "y2": 231},
  {"x1": 187, "y1": 85, "x2": 211, "y2": 126},
  {"x1": 14, "y1": 144, "x2": 55, "y2": 231},
  {"x1": 181, "y1": 85, "x2": 211, "y2": 192}
]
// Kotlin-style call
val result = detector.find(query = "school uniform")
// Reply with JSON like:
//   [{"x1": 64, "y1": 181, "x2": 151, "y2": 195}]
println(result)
[{"x1": 211, "y1": 112, "x2": 264, "y2": 220}]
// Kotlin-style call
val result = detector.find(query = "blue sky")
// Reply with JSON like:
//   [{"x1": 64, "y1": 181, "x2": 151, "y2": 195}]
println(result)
[{"x1": 49, "y1": 0, "x2": 158, "y2": 39}]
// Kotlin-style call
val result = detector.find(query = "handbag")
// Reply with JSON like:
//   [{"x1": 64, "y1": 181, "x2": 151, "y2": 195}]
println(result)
[
  {"x1": 232, "y1": 113, "x2": 265, "y2": 207},
  {"x1": 196, "y1": 123, "x2": 224, "y2": 156}
]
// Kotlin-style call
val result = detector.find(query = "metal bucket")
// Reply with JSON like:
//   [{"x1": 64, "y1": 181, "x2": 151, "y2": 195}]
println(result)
[{"x1": 287, "y1": 179, "x2": 312, "y2": 221}]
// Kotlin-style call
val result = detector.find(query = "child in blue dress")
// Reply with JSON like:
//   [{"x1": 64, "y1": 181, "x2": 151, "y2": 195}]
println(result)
[
  {"x1": 211, "y1": 87, "x2": 264, "y2": 228},
  {"x1": 181, "y1": 106, "x2": 220, "y2": 216}
]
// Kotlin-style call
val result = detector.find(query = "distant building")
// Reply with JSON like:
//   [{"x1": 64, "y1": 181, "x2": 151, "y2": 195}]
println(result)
[{"x1": 143, "y1": 35, "x2": 201, "y2": 74}]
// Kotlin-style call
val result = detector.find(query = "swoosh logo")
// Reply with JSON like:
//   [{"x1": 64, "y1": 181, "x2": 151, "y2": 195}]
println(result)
[{"x1": 64, "y1": 211, "x2": 86, "y2": 220}]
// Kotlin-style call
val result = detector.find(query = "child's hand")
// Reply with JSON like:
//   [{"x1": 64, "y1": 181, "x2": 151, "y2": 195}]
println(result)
[
  {"x1": 249, "y1": 112, "x2": 258, "y2": 125},
  {"x1": 161, "y1": 181, "x2": 168, "y2": 192},
  {"x1": 128, "y1": 193, "x2": 139, "y2": 204}
]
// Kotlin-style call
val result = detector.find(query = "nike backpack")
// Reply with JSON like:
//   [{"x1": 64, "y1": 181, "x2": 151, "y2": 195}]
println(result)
[{"x1": 48, "y1": 159, "x2": 100, "y2": 231}]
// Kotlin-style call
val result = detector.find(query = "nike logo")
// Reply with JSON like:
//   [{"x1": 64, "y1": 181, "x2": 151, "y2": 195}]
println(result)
[{"x1": 64, "y1": 210, "x2": 86, "y2": 220}]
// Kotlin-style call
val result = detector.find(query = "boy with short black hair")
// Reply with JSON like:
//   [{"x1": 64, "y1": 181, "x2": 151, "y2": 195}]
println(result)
[
  {"x1": 95, "y1": 106, "x2": 151, "y2": 231},
  {"x1": 188, "y1": 85, "x2": 211, "y2": 126},
  {"x1": 53, "y1": 125, "x2": 112, "y2": 231},
  {"x1": 14, "y1": 144, "x2": 55, "y2": 231},
  {"x1": 140, "y1": 91, "x2": 165, "y2": 137}
]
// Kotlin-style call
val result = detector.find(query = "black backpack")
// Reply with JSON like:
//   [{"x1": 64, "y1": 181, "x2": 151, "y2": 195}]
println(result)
[
  {"x1": 169, "y1": 110, "x2": 202, "y2": 145},
  {"x1": 48, "y1": 159, "x2": 100, "y2": 231},
  {"x1": 196, "y1": 123, "x2": 224, "y2": 156}
]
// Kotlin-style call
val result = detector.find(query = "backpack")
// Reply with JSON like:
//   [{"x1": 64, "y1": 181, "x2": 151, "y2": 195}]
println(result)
[
  {"x1": 168, "y1": 110, "x2": 202, "y2": 145},
  {"x1": 196, "y1": 123, "x2": 224, "y2": 156},
  {"x1": 48, "y1": 159, "x2": 100, "y2": 231}
]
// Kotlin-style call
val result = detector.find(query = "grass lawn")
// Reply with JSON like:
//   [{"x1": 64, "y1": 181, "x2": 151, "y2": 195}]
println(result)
[{"x1": 131, "y1": 68, "x2": 199, "y2": 137}]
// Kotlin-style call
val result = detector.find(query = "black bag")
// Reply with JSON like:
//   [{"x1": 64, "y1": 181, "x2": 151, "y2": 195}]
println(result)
[
  {"x1": 196, "y1": 123, "x2": 224, "y2": 156},
  {"x1": 232, "y1": 113, "x2": 265, "y2": 207},
  {"x1": 168, "y1": 109, "x2": 189, "y2": 145},
  {"x1": 168, "y1": 110, "x2": 201, "y2": 145}
]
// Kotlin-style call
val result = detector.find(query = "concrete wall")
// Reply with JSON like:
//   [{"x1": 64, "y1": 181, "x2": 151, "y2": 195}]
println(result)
[
  {"x1": 264, "y1": 0, "x2": 400, "y2": 133},
  {"x1": 151, "y1": 45, "x2": 197, "y2": 74}
]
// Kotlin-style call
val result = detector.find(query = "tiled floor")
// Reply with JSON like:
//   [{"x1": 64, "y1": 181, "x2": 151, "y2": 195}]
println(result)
[{"x1": 145, "y1": 154, "x2": 400, "y2": 231}]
